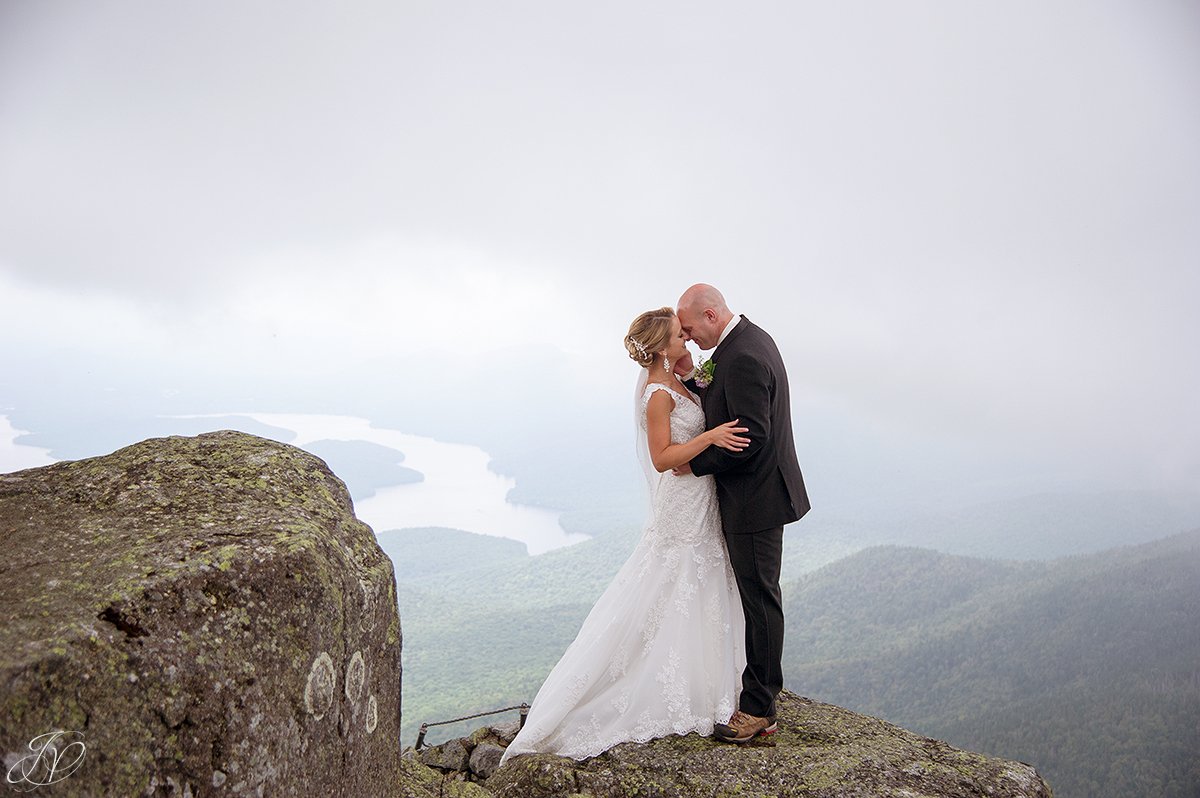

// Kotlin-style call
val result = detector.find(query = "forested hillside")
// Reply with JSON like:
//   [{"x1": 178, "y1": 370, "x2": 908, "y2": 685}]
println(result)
[
  {"x1": 783, "y1": 530, "x2": 1200, "y2": 798},
  {"x1": 386, "y1": 515, "x2": 1199, "y2": 797},
  {"x1": 389, "y1": 523, "x2": 637, "y2": 744}
]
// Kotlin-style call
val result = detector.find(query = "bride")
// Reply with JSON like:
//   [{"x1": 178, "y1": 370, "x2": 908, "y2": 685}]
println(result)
[{"x1": 499, "y1": 306, "x2": 749, "y2": 765}]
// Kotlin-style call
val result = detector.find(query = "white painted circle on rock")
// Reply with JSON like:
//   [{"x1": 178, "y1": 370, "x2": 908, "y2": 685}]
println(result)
[{"x1": 305, "y1": 652, "x2": 337, "y2": 720}]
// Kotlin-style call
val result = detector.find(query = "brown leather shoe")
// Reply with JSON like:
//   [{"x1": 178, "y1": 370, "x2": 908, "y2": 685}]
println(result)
[{"x1": 714, "y1": 710, "x2": 778, "y2": 743}]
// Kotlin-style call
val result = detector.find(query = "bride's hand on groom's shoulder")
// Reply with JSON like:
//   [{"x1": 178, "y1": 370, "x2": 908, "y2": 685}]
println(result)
[{"x1": 673, "y1": 351, "x2": 695, "y2": 379}]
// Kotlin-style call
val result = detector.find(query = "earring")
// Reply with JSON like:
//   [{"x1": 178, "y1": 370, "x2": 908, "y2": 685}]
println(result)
[{"x1": 663, "y1": 356, "x2": 671, "y2": 372}]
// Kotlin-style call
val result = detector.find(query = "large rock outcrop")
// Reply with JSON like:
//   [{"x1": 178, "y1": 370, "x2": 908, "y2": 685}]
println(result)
[{"x1": 0, "y1": 431, "x2": 403, "y2": 796}]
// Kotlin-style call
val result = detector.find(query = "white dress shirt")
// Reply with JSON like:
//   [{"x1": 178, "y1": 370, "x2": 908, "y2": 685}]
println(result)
[{"x1": 715, "y1": 314, "x2": 741, "y2": 349}]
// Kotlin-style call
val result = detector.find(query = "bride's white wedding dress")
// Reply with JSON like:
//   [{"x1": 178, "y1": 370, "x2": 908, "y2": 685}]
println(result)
[{"x1": 500, "y1": 381, "x2": 746, "y2": 765}]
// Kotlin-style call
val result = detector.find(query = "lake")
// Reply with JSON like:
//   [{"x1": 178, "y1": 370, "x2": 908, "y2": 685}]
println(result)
[
  {"x1": 191, "y1": 413, "x2": 586, "y2": 555},
  {"x1": 0, "y1": 412, "x2": 585, "y2": 555}
]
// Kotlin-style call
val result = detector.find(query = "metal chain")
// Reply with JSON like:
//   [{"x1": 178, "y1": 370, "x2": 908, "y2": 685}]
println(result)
[
  {"x1": 420, "y1": 703, "x2": 529, "y2": 729},
  {"x1": 414, "y1": 702, "x2": 531, "y2": 749}
]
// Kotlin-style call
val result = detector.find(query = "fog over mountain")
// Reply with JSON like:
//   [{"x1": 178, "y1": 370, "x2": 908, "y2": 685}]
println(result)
[
  {"x1": 3, "y1": 9, "x2": 1199, "y2": 797},
  {"x1": 3, "y1": 3, "x2": 1198, "y2": 524}
]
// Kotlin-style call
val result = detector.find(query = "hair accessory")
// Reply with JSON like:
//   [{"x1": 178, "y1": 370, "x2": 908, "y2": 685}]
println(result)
[{"x1": 629, "y1": 336, "x2": 649, "y2": 359}]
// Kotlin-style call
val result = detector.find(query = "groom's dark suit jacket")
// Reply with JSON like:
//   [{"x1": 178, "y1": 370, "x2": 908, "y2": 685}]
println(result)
[{"x1": 690, "y1": 316, "x2": 809, "y2": 534}]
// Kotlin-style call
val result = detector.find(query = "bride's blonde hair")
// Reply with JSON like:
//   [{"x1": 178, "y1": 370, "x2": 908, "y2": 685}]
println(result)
[{"x1": 624, "y1": 307, "x2": 675, "y2": 368}]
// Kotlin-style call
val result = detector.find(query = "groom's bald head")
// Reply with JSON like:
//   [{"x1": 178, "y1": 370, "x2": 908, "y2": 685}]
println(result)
[{"x1": 677, "y1": 283, "x2": 734, "y2": 350}]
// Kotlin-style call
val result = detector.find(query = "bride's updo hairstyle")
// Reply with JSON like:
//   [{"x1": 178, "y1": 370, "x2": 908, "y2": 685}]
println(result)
[{"x1": 625, "y1": 306, "x2": 675, "y2": 368}]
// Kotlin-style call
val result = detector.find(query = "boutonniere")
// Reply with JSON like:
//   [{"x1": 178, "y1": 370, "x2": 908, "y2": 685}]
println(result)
[{"x1": 694, "y1": 357, "x2": 716, "y2": 388}]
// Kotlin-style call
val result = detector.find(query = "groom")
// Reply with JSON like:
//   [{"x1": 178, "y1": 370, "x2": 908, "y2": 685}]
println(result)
[{"x1": 675, "y1": 283, "x2": 810, "y2": 743}]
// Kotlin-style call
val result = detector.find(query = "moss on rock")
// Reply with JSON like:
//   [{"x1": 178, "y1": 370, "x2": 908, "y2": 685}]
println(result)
[
  {"x1": 487, "y1": 691, "x2": 1052, "y2": 798},
  {"x1": 0, "y1": 431, "x2": 406, "y2": 796}
]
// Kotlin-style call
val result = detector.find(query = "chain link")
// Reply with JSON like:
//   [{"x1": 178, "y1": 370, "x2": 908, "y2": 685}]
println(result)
[
  {"x1": 420, "y1": 703, "x2": 529, "y2": 729},
  {"x1": 414, "y1": 703, "x2": 530, "y2": 750}
]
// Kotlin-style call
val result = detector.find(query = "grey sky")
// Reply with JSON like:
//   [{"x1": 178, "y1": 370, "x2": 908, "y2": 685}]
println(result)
[{"x1": 2, "y1": 1, "x2": 1198, "y2": 493}]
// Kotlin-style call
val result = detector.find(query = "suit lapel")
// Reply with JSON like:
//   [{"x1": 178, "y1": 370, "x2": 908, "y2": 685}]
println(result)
[{"x1": 701, "y1": 316, "x2": 749, "y2": 420}]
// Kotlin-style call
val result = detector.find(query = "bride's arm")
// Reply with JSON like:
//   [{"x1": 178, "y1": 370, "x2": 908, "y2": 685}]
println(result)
[{"x1": 646, "y1": 390, "x2": 748, "y2": 473}]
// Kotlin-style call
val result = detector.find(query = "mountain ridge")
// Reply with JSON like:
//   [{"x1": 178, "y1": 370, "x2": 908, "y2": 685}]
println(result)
[{"x1": 784, "y1": 528, "x2": 1200, "y2": 797}]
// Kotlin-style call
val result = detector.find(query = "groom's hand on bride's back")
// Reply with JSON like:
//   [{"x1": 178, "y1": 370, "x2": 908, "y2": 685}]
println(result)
[{"x1": 672, "y1": 462, "x2": 693, "y2": 476}]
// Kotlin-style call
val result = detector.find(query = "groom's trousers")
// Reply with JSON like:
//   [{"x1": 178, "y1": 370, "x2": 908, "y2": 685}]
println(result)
[{"x1": 725, "y1": 525, "x2": 785, "y2": 719}]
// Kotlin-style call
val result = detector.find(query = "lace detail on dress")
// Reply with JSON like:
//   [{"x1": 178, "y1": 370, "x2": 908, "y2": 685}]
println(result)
[{"x1": 499, "y1": 378, "x2": 747, "y2": 766}]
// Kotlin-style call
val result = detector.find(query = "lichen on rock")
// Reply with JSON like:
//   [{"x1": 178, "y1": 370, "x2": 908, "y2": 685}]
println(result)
[
  {"x1": 401, "y1": 692, "x2": 1051, "y2": 797},
  {"x1": 485, "y1": 691, "x2": 1052, "y2": 798},
  {"x1": 0, "y1": 431, "x2": 404, "y2": 796}
]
